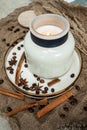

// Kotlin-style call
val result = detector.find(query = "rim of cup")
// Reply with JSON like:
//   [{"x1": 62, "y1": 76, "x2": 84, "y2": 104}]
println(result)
[{"x1": 29, "y1": 14, "x2": 70, "y2": 40}]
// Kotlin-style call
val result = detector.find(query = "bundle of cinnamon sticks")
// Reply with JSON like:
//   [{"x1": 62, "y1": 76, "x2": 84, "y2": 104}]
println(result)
[
  {"x1": 4, "y1": 51, "x2": 73, "y2": 118},
  {"x1": 7, "y1": 90, "x2": 72, "y2": 118}
]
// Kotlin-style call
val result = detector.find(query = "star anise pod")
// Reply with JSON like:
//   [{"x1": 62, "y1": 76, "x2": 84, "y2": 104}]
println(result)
[
  {"x1": 29, "y1": 83, "x2": 43, "y2": 94},
  {"x1": 6, "y1": 66, "x2": 14, "y2": 74},
  {"x1": 35, "y1": 84, "x2": 41, "y2": 91},
  {"x1": 19, "y1": 78, "x2": 28, "y2": 86},
  {"x1": 9, "y1": 58, "x2": 17, "y2": 66},
  {"x1": 6, "y1": 66, "x2": 13, "y2": 71}
]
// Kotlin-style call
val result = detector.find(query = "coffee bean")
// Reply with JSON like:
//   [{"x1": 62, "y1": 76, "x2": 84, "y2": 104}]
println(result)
[
  {"x1": 59, "y1": 113, "x2": 66, "y2": 118},
  {"x1": 83, "y1": 106, "x2": 87, "y2": 111},
  {"x1": 23, "y1": 31, "x2": 26, "y2": 34},
  {"x1": 12, "y1": 52, "x2": 16, "y2": 55},
  {"x1": 13, "y1": 56, "x2": 17, "y2": 59},
  {"x1": 51, "y1": 88, "x2": 55, "y2": 93},
  {"x1": 10, "y1": 70, "x2": 14, "y2": 74},
  {"x1": 28, "y1": 107, "x2": 34, "y2": 113},
  {"x1": 75, "y1": 85, "x2": 80, "y2": 91},
  {"x1": 70, "y1": 26, "x2": 74, "y2": 30},
  {"x1": 23, "y1": 86, "x2": 26, "y2": 89},
  {"x1": 2, "y1": 38, "x2": 6, "y2": 42},
  {"x1": 44, "y1": 87, "x2": 48, "y2": 91},
  {"x1": 18, "y1": 83, "x2": 22, "y2": 86},
  {"x1": 6, "y1": 43, "x2": 10, "y2": 47},
  {"x1": 33, "y1": 74, "x2": 38, "y2": 78},
  {"x1": 11, "y1": 26, "x2": 14, "y2": 29},
  {"x1": 42, "y1": 90, "x2": 47, "y2": 94},
  {"x1": 69, "y1": 96, "x2": 78, "y2": 105},
  {"x1": 38, "y1": 105, "x2": 45, "y2": 110},
  {"x1": 32, "y1": 83, "x2": 37, "y2": 87},
  {"x1": 23, "y1": 86, "x2": 30, "y2": 90},
  {"x1": 69, "y1": 96, "x2": 74, "y2": 100},
  {"x1": 63, "y1": 106, "x2": 69, "y2": 112},
  {"x1": 8, "y1": 28, "x2": 13, "y2": 31},
  {"x1": 25, "y1": 87, "x2": 30, "y2": 90},
  {"x1": 7, "y1": 106, "x2": 12, "y2": 112},
  {"x1": 21, "y1": 44, "x2": 24, "y2": 47},
  {"x1": 36, "y1": 90, "x2": 40, "y2": 94},
  {"x1": 37, "y1": 77, "x2": 40, "y2": 81},
  {"x1": 17, "y1": 47, "x2": 21, "y2": 50},
  {"x1": 0, "y1": 79, "x2": 4, "y2": 84},
  {"x1": 70, "y1": 73, "x2": 75, "y2": 78},
  {"x1": 40, "y1": 79, "x2": 45, "y2": 83},
  {"x1": 14, "y1": 28, "x2": 20, "y2": 33},
  {"x1": 24, "y1": 64, "x2": 28, "y2": 68}
]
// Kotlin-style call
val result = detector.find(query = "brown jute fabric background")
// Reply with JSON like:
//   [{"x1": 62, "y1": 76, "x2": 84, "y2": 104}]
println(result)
[{"x1": 0, "y1": 0, "x2": 87, "y2": 129}]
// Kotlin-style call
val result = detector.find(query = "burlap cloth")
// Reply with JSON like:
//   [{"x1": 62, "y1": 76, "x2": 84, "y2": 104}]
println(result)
[{"x1": 0, "y1": 0, "x2": 87, "y2": 129}]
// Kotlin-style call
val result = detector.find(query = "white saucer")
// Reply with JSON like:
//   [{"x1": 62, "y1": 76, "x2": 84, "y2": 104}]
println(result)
[{"x1": 4, "y1": 41, "x2": 82, "y2": 99}]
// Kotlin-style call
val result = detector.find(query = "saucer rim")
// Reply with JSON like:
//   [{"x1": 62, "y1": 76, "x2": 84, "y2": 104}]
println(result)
[{"x1": 4, "y1": 41, "x2": 82, "y2": 99}]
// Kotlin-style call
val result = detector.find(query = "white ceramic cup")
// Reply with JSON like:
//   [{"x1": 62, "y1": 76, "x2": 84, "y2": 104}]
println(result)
[{"x1": 24, "y1": 14, "x2": 75, "y2": 78}]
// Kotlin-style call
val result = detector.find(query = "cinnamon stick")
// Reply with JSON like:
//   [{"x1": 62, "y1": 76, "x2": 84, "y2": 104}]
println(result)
[
  {"x1": 7, "y1": 102, "x2": 36, "y2": 116},
  {"x1": 47, "y1": 78, "x2": 60, "y2": 86},
  {"x1": 37, "y1": 90, "x2": 72, "y2": 118},
  {"x1": 0, "y1": 88, "x2": 24, "y2": 100},
  {"x1": 15, "y1": 52, "x2": 25, "y2": 85},
  {"x1": 7, "y1": 98, "x2": 48, "y2": 116}
]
